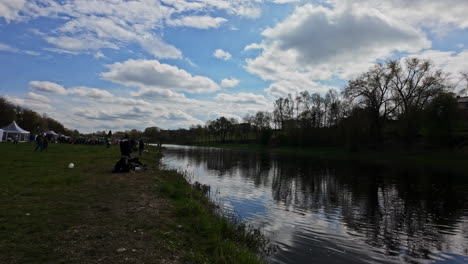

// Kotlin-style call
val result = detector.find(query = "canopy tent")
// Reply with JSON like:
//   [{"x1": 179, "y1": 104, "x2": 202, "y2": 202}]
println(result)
[
  {"x1": 1, "y1": 121, "x2": 30, "y2": 142},
  {"x1": 0, "y1": 129, "x2": 3, "y2": 142},
  {"x1": 45, "y1": 130, "x2": 59, "y2": 136},
  {"x1": 58, "y1": 134, "x2": 70, "y2": 139}
]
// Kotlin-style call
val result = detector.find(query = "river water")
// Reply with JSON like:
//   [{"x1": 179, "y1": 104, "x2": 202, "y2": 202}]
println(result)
[{"x1": 160, "y1": 145, "x2": 468, "y2": 264}]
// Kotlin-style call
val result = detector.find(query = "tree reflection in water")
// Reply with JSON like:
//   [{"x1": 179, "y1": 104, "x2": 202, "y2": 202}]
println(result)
[{"x1": 162, "y1": 145, "x2": 468, "y2": 264}]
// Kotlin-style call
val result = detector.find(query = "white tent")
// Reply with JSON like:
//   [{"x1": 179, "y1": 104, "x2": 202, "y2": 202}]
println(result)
[
  {"x1": 0, "y1": 129, "x2": 3, "y2": 142},
  {"x1": 45, "y1": 130, "x2": 59, "y2": 136},
  {"x1": 1, "y1": 121, "x2": 30, "y2": 142}
]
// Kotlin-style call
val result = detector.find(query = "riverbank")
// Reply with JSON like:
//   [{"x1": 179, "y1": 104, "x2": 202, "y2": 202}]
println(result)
[
  {"x1": 0, "y1": 143, "x2": 267, "y2": 264},
  {"x1": 191, "y1": 143, "x2": 468, "y2": 173}
]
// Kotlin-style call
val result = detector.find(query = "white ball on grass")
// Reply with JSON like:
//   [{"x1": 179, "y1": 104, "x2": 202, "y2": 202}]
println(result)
[{"x1": 68, "y1": 163, "x2": 74, "y2": 169}]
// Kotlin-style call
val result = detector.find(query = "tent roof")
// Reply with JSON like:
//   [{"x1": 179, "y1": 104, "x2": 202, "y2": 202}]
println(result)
[
  {"x1": 45, "y1": 130, "x2": 59, "y2": 136},
  {"x1": 1, "y1": 121, "x2": 30, "y2": 134}
]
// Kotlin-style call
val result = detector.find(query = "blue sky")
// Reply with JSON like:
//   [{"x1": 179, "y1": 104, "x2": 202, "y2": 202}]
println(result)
[{"x1": 1, "y1": 0, "x2": 467, "y2": 132}]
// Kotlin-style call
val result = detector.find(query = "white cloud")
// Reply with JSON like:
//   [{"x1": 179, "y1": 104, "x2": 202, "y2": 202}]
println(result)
[
  {"x1": 94, "y1": 51, "x2": 105, "y2": 59},
  {"x1": 0, "y1": 43, "x2": 19, "y2": 53},
  {"x1": 0, "y1": 0, "x2": 27, "y2": 22},
  {"x1": 45, "y1": 36, "x2": 119, "y2": 51},
  {"x1": 29, "y1": 81, "x2": 67, "y2": 95},
  {"x1": 67, "y1": 87, "x2": 114, "y2": 99},
  {"x1": 273, "y1": 0, "x2": 299, "y2": 3},
  {"x1": 349, "y1": 0, "x2": 468, "y2": 31},
  {"x1": 101, "y1": 59, "x2": 220, "y2": 94},
  {"x1": 5, "y1": 95, "x2": 54, "y2": 112},
  {"x1": 131, "y1": 87, "x2": 193, "y2": 103},
  {"x1": 213, "y1": 49, "x2": 232, "y2": 60},
  {"x1": 167, "y1": 16, "x2": 227, "y2": 29},
  {"x1": 0, "y1": 42, "x2": 40, "y2": 56},
  {"x1": 221, "y1": 78, "x2": 240, "y2": 88},
  {"x1": 244, "y1": 43, "x2": 263, "y2": 51},
  {"x1": 27, "y1": 92, "x2": 50, "y2": 103},
  {"x1": 246, "y1": 3, "x2": 431, "y2": 96},
  {"x1": 216, "y1": 92, "x2": 269, "y2": 105},
  {"x1": 405, "y1": 49, "x2": 468, "y2": 91}
]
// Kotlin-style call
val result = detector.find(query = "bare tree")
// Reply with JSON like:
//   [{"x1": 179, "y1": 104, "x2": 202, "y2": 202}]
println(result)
[
  {"x1": 344, "y1": 63, "x2": 395, "y2": 145},
  {"x1": 389, "y1": 58, "x2": 448, "y2": 117}
]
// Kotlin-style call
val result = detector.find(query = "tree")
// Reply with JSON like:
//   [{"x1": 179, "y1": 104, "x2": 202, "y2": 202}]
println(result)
[
  {"x1": 423, "y1": 92, "x2": 462, "y2": 146},
  {"x1": 388, "y1": 58, "x2": 449, "y2": 142},
  {"x1": 0, "y1": 97, "x2": 17, "y2": 127},
  {"x1": 252, "y1": 111, "x2": 272, "y2": 130},
  {"x1": 344, "y1": 63, "x2": 395, "y2": 146},
  {"x1": 389, "y1": 58, "x2": 448, "y2": 116}
]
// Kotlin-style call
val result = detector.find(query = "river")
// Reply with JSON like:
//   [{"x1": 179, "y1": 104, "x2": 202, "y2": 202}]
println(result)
[{"x1": 160, "y1": 144, "x2": 468, "y2": 264}]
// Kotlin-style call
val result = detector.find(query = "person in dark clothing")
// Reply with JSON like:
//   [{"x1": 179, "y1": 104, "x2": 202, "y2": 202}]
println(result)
[
  {"x1": 113, "y1": 134, "x2": 135, "y2": 173},
  {"x1": 138, "y1": 139, "x2": 144, "y2": 156},
  {"x1": 42, "y1": 136, "x2": 48, "y2": 152},
  {"x1": 120, "y1": 134, "x2": 132, "y2": 158},
  {"x1": 34, "y1": 135, "x2": 42, "y2": 152}
]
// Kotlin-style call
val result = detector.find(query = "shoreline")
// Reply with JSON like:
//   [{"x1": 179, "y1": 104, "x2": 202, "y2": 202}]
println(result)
[{"x1": 182, "y1": 142, "x2": 468, "y2": 173}]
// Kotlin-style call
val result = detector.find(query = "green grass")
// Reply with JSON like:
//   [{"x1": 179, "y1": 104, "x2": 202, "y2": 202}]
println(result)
[
  {"x1": 0, "y1": 142, "x2": 267, "y2": 264},
  {"x1": 156, "y1": 170, "x2": 270, "y2": 264},
  {"x1": 0, "y1": 143, "x2": 112, "y2": 263}
]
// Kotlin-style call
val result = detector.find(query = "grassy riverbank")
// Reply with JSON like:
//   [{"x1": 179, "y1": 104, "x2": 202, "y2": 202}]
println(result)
[
  {"x1": 0, "y1": 143, "x2": 267, "y2": 264},
  {"x1": 192, "y1": 143, "x2": 468, "y2": 172}
]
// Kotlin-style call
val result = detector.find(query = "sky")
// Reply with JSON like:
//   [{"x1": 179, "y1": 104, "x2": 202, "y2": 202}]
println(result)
[{"x1": 0, "y1": 0, "x2": 468, "y2": 133}]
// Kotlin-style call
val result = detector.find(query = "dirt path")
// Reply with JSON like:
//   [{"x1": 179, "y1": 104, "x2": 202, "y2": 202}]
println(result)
[{"x1": 55, "y1": 168, "x2": 180, "y2": 264}]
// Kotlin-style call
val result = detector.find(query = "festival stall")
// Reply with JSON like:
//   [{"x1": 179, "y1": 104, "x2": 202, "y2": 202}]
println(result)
[
  {"x1": 45, "y1": 130, "x2": 59, "y2": 143},
  {"x1": 1, "y1": 121, "x2": 30, "y2": 142}
]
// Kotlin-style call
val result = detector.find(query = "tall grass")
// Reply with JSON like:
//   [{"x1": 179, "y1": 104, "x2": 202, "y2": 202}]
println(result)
[{"x1": 157, "y1": 168, "x2": 275, "y2": 264}]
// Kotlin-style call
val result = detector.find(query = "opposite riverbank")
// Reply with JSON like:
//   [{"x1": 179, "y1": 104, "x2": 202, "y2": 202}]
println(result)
[
  {"x1": 0, "y1": 143, "x2": 268, "y2": 264},
  {"x1": 190, "y1": 143, "x2": 468, "y2": 173}
]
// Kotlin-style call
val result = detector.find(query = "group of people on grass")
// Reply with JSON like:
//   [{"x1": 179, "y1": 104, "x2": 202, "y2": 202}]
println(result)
[
  {"x1": 113, "y1": 134, "x2": 145, "y2": 173},
  {"x1": 33, "y1": 134, "x2": 49, "y2": 152}
]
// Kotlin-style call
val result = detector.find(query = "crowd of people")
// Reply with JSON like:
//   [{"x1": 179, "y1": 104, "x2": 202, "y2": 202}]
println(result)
[{"x1": 33, "y1": 134, "x2": 49, "y2": 152}]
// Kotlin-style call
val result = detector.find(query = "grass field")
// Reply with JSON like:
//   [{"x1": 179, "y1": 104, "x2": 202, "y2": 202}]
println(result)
[{"x1": 0, "y1": 143, "x2": 266, "y2": 264}]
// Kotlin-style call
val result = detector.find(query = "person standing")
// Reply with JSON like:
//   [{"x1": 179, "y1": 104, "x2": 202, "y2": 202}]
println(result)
[
  {"x1": 42, "y1": 136, "x2": 48, "y2": 152},
  {"x1": 120, "y1": 134, "x2": 131, "y2": 159},
  {"x1": 34, "y1": 135, "x2": 42, "y2": 152},
  {"x1": 138, "y1": 139, "x2": 144, "y2": 156}
]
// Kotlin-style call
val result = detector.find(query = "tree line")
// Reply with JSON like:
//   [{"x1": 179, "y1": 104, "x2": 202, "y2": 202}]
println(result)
[
  {"x1": 2, "y1": 57, "x2": 467, "y2": 150},
  {"x1": 0, "y1": 97, "x2": 79, "y2": 137},
  {"x1": 159, "y1": 58, "x2": 468, "y2": 150}
]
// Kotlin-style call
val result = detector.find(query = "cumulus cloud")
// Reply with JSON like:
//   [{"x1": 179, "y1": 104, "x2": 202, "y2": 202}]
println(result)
[
  {"x1": 0, "y1": 0, "x2": 282, "y2": 58},
  {"x1": 213, "y1": 49, "x2": 232, "y2": 60},
  {"x1": 405, "y1": 49, "x2": 468, "y2": 91},
  {"x1": 349, "y1": 0, "x2": 468, "y2": 31},
  {"x1": 216, "y1": 92, "x2": 269, "y2": 105},
  {"x1": 67, "y1": 87, "x2": 114, "y2": 99},
  {"x1": 27, "y1": 92, "x2": 50, "y2": 103},
  {"x1": 29, "y1": 81, "x2": 67, "y2": 95},
  {"x1": 0, "y1": 0, "x2": 27, "y2": 22},
  {"x1": 221, "y1": 78, "x2": 240, "y2": 88},
  {"x1": 101, "y1": 59, "x2": 220, "y2": 94},
  {"x1": 167, "y1": 16, "x2": 227, "y2": 29},
  {"x1": 5, "y1": 95, "x2": 54, "y2": 112},
  {"x1": 245, "y1": 3, "x2": 431, "y2": 96},
  {"x1": 131, "y1": 87, "x2": 192, "y2": 103}
]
